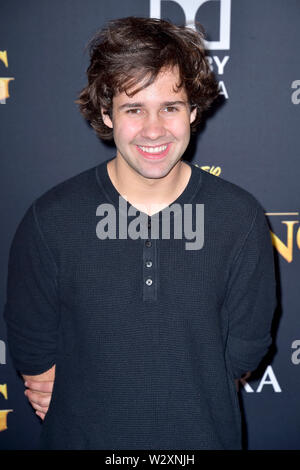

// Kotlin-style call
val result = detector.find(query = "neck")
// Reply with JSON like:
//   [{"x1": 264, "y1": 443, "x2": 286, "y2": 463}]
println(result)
[{"x1": 107, "y1": 155, "x2": 191, "y2": 216}]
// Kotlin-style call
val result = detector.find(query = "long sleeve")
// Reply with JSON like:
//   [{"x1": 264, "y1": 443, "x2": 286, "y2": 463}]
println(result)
[
  {"x1": 3, "y1": 202, "x2": 60, "y2": 375},
  {"x1": 224, "y1": 205, "x2": 277, "y2": 379}
]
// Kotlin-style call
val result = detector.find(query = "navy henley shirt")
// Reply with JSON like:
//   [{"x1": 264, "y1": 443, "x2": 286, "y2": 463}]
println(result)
[{"x1": 4, "y1": 158, "x2": 277, "y2": 449}]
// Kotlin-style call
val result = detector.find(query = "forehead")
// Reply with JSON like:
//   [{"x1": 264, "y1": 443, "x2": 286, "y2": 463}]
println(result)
[{"x1": 114, "y1": 67, "x2": 188, "y2": 104}]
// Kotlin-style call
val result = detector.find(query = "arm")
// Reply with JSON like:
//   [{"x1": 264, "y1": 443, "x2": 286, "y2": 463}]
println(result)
[
  {"x1": 23, "y1": 364, "x2": 56, "y2": 420},
  {"x1": 4, "y1": 203, "x2": 60, "y2": 417},
  {"x1": 224, "y1": 205, "x2": 277, "y2": 380}
]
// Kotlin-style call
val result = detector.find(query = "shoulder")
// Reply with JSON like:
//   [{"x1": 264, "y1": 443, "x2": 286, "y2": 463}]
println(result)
[
  {"x1": 35, "y1": 164, "x2": 100, "y2": 212},
  {"x1": 192, "y1": 163, "x2": 265, "y2": 221},
  {"x1": 10, "y1": 164, "x2": 101, "y2": 250},
  {"x1": 14, "y1": 163, "x2": 104, "y2": 246}
]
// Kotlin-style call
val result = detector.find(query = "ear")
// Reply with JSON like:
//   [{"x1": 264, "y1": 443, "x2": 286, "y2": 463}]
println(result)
[
  {"x1": 190, "y1": 106, "x2": 197, "y2": 124},
  {"x1": 101, "y1": 108, "x2": 113, "y2": 129}
]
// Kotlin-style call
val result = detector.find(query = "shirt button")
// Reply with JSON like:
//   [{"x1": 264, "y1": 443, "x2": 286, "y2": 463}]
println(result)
[
  {"x1": 145, "y1": 240, "x2": 152, "y2": 248},
  {"x1": 146, "y1": 260, "x2": 152, "y2": 268},
  {"x1": 148, "y1": 219, "x2": 151, "y2": 229},
  {"x1": 145, "y1": 278, "x2": 153, "y2": 286}
]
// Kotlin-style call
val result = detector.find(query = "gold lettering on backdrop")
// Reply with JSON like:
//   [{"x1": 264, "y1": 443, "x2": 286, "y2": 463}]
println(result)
[
  {"x1": 0, "y1": 77, "x2": 15, "y2": 100},
  {"x1": 201, "y1": 165, "x2": 221, "y2": 176},
  {"x1": 193, "y1": 163, "x2": 222, "y2": 176},
  {"x1": 0, "y1": 384, "x2": 13, "y2": 432},
  {"x1": 0, "y1": 384, "x2": 8, "y2": 399},
  {"x1": 0, "y1": 51, "x2": 14, "y2": 102},
  {"x1": 0, "y1": 51, "x2": 8, "y2": 67},
  {"x1": 0, "y1": 410, "x2": 13, "y2": 432},
  {"x1": 266, "y1": 213, "x2": 299, "y2": 263}
]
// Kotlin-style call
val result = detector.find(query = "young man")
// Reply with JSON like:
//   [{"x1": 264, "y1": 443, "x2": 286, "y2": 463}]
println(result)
[{"x1": 4, "y1": 17, "x2": 276, "y2": 450}]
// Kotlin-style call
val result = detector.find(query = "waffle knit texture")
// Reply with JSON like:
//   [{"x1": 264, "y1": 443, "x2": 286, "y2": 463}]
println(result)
[{"x1": 4, "y1": 158, "x2": 277, "y2": 449}]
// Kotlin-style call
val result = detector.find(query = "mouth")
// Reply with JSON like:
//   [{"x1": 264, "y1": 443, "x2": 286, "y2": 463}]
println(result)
[{"x1": 136, "y1": 143, "x2": 171, "y2": 160}]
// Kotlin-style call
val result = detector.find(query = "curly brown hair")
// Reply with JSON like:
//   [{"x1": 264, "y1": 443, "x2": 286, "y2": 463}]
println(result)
[{"x1": 76, "y1": 17, "x2": 219, "y2": 140}]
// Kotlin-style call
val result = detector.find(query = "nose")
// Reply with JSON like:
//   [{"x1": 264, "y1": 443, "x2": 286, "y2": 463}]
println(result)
[{"x1": 140, "y1": 113, "x2": 167, "y2": 141}]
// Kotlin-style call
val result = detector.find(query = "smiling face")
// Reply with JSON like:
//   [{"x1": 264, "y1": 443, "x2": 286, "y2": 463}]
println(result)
[{"x1": 102, "y1": 67, "x2": 197, "y2": 180}]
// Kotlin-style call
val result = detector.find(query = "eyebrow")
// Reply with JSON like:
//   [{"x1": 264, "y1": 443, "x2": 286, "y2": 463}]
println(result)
[{"x1": 117, "y1": 100, "x2": 188, "y2": 110}]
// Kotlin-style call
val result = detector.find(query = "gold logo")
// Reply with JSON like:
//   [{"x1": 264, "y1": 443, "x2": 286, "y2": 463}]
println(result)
[
  {"x1": 0, "y1": 384, "x2": 13, "y2": 432},
  {"x1": 266, "y1": 213, "x2": 300, "y2": 263},
  {"x1": 194, "y1": 163, "x2": 222, "y2": 176},
  {"x1": 0, "y1": 51, "x2": 8, "y2": 67},
  {"x1": 0, "y1": 50, "x2": 14, "y2": 102}
]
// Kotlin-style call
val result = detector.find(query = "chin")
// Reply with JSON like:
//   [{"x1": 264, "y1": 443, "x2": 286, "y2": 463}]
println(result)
[{"x1": 137, "y1": 165, "x2": 174, "y2": 180}]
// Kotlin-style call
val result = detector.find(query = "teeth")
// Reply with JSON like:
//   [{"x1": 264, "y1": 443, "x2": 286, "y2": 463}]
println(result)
[{"x1": 138, "y1": 145, "x2": 168, "y2": 154}]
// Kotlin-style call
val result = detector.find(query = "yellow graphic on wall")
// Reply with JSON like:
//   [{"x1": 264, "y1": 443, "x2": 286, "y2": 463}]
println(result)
[
  {"x1": 266, "y1": 213, "x2": 300, "y2": 263},
  {"x1": 0, "y1": 384, "x2": 13, "y2": 432},
  {"x1": 0, "y1": 78, "x2": 14, "y2": 100},
  {"x1": 0, "y1": 410, "x2": 13, "y2": 432},
  {"x1": 194, "y1": 163, "x2": 222, "y2": 176},
  {"x1": 0, "y1": 51, "x2": 8, "y2": 67},
  {"x1": 0, "y1": 50, "x2": 14, "y2": 102},
  {"x1": 200, "y1": 165, "x2": 221, "y2": 176}
]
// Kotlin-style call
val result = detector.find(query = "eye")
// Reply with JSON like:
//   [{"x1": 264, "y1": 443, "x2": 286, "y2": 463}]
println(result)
[
  {"x1": 163, "y1": 106, "x2": 179, "y2": 113},
  {"x1": 126, "y1": 108, "x2": 141, "y2": 115}
]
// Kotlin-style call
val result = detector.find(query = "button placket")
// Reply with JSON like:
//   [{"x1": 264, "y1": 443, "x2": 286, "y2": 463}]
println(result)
[{"x1": 142, "y1": 217, "x2": 157, "y2": 301}]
